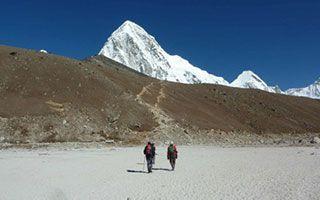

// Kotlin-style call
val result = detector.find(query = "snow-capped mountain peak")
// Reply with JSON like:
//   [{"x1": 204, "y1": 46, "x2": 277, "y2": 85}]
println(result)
[
  {"x1": 230, "y1": 70, "x2": 277, "y2": 93},
  {"x1": 98, "y1": 20, "x2": 319, "y2": 99},
  {"x1": 118, "y1": 20, "x2": 142, "y2": 30},
  {"x1": 99, "y1": 20, "x2": 229, "y2": 85},
  {"x1": 285, "y1": 77, "x2": 320, "y2": 99},
  {"x1": 232, "y1": 70, "x2": 263, "y2": 84}
]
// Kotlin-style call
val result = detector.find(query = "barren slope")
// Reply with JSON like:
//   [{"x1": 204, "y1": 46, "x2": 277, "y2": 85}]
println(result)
[
  {"x1": 0, "y1": 45, "x2": 320, "y2": 144},
  {"x1": 0, "y1": 46, "x2": 156, "y2": 144}
]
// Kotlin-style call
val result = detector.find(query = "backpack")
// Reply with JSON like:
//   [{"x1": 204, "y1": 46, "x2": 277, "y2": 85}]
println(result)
[
  {"x1": 151, "y1": 145, "x2": 156, "y2": 156},
  {"x1": 168, "y1": 145, "x2": 175, "y2": 154},
  {"x1": 145, "y1": 144, "x2": 151, "y2": 155}
]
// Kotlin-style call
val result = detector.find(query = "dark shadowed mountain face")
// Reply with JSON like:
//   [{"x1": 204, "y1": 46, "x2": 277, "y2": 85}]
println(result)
[{"x1": 0, "y1": 45, "x2": 320, "y2": 145}]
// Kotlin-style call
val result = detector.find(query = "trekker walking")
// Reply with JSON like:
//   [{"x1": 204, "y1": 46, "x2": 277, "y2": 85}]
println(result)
[
  {"x1": 167, "y1": 141, "x2": 178, "y2": 171},
  {"x1": 151, "y1": 142, "x2": 156, "y2": 165},
  {"x1": 143, "y1": 142, "x2": 153, "y2": 173}
]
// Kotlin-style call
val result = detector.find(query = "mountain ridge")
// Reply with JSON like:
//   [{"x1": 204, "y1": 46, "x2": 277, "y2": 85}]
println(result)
[
  {"x1": 99, "y1": 20, "x2": 319, "y2": 99},
  {"x1": 285, "y1": 78, "x2": 320, "y2": 99}
]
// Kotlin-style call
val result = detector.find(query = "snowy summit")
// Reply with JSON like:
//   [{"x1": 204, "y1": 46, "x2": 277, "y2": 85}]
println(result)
[
  {"x1": 230, "y1": 70, "x2": 280, "y2": 93},
  {"x1": 99, "y1": 20, "x2": 319, "y2": 99},
  {"x1": 285, "y1": 78, "x2": 320, "y2": 99},
  {"x1": 99, "y1": 20, "x2": 228, "y2": 85}
]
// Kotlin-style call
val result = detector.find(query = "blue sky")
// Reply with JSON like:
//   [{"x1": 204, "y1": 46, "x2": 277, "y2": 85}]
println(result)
[{"x1": 1, "y1": 0, "x2": 319, "y2": 89}]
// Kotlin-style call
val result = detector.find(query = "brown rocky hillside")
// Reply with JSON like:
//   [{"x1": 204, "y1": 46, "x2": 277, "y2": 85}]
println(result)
[{"x1": 0, "y1": 45, "x2": 319, "y2": 145}]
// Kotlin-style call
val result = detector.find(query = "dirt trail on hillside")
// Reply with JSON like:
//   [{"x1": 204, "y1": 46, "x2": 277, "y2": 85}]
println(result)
[{"x1": 135, "y1": 81, "x2": 192, "y2": 143}]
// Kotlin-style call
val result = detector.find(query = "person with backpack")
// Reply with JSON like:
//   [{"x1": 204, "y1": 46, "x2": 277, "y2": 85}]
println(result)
[
  {"x1": 151, "y1": 142, "x2": 156, "y2": 165},
  {"x1": 143, "y1": 142, "x2": 153, "y2": 173},
  {"x1": 167, "y1": 141, "x2": 178, "y2": 171}
]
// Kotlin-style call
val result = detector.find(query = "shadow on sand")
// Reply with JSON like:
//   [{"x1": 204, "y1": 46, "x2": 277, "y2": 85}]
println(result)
[
  {"x1": 126, "y1": 169, "x2": 148, "y2": 173},
  {"x1": 152, "y1": 167, "x2": 172, "y2": 171},
  {"x1": 127, "y1": 167, "x2": 172, "y2": 173}
]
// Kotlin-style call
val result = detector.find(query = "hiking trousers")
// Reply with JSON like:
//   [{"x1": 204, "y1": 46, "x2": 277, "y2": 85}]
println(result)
[
  {"x1": 146, "y1": 157, "x2": 153, "y2": 173},
  {"x1": 152, "y1": 156, "x2": 156, "y2": 165},
  {"x1": 169, "y1": 158, "x2": 176, "y2": 170}
]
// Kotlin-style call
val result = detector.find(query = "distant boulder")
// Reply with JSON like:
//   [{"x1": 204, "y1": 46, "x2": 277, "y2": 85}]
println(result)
[{"x1": 313, "y1": 136, "x2": 320, "y2": 144}]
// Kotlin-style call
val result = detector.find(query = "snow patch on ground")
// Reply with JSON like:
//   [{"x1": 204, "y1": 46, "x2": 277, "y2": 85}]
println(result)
[{"x1": 39, "y1": 49, "x2": 48, "y2": 53}]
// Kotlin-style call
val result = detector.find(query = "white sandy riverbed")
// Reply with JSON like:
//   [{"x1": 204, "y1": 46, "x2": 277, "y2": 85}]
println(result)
[{"x1": 0, "y1": 146, "x2": 319, "y2": 200}]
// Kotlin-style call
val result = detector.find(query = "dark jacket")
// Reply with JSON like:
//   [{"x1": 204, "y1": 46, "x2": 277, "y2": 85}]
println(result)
[
  {"x1": 143, "y1": 144, "x2": 152, "y2": 159},
  {"x1": 167, "y1": 144, "x2": 178, "y2": 160}
]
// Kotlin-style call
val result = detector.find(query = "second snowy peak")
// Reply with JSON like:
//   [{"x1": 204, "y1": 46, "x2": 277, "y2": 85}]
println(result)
[{"x1": 230, "y1": 70, "x2": 282, "y2": 93}]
